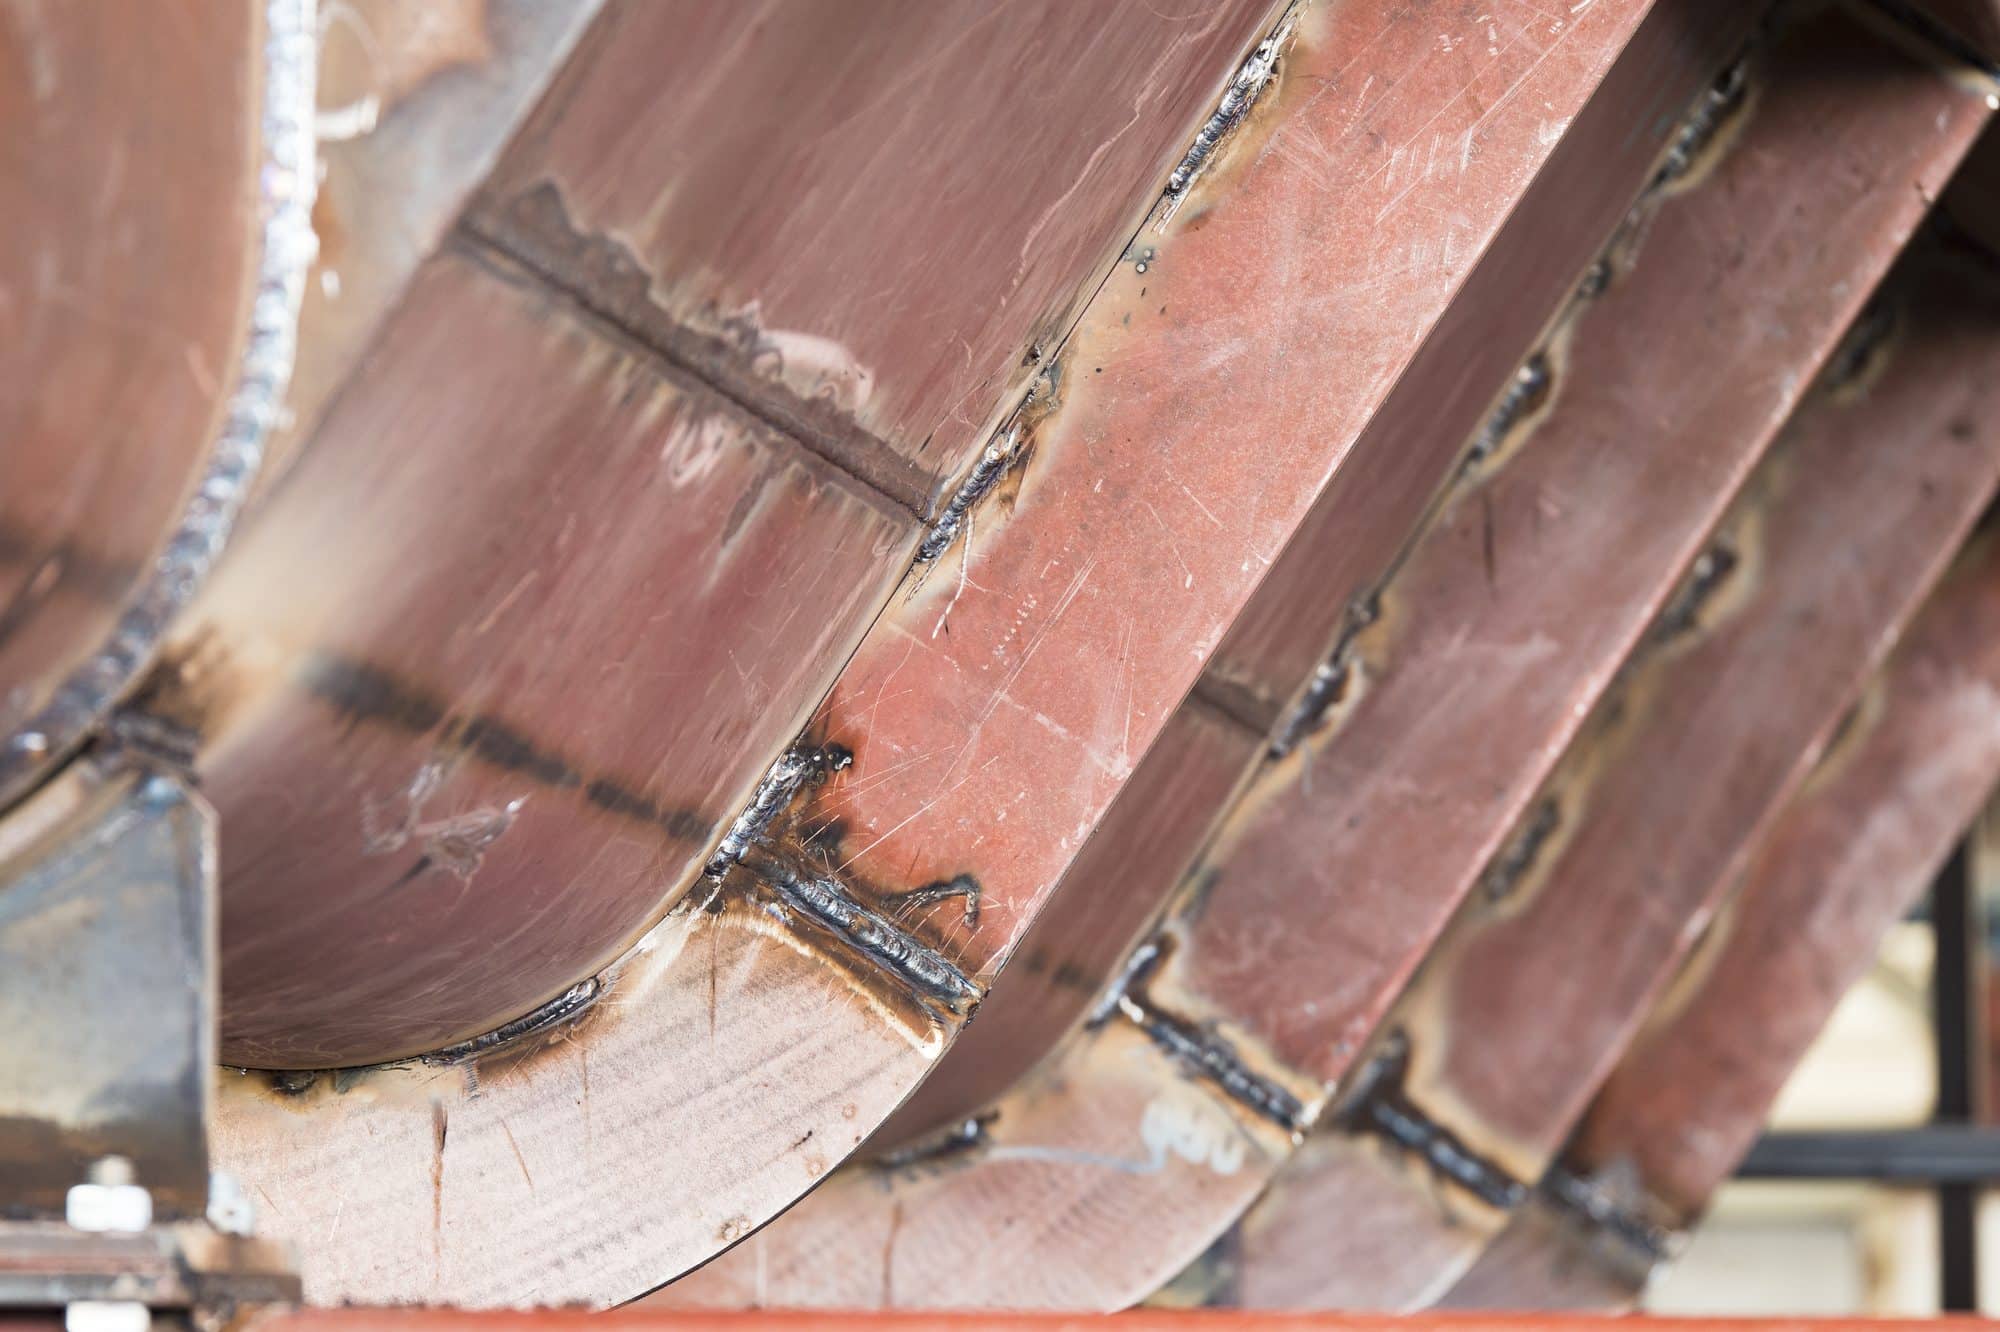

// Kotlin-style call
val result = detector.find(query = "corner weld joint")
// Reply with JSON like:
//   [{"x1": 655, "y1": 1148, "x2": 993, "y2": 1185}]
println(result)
[
  {"x1": 706, "y1": 741, "x2": 852, "y2": 877},
  {"x1": 1540, "y1": 1162, "x2": 1676, "y2": 1267},
  {"x1": 1337, "y1": 1035, "x2": 1528, "y2": 1211},
  {"x1": 1160, "y1": 8, "x2": 1296, "y2": 217},
  {"x1": 746, "y1": 850, "x2": 982, "y2": 1017}
]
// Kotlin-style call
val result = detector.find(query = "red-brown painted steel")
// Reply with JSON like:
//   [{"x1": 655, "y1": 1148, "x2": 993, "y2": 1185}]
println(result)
[
  {"x1": 192, "y1": 0, "x2": 1279, "y2": 1067},
  {"x1": 1228, "y1": 227, "x2": 2000, "y2": 1309},
  {"x1": 194, "y1": 252, "x2": 914, "y2": 1065},
  {"x1": 1443, "y1": 520, "x2": 2000, "y2": 1310},
  {"x1": 886, "y1": 0, "x2": 1754, "y2": 1146},
  {"x1": 1165, "y1": 0, "x2": 1982, "y2": 1093},
  {"x1": 472, "y1": 0, "x2": 1280, "y2": 504}
]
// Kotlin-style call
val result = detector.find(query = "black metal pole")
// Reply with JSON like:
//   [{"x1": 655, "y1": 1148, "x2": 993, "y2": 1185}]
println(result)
[{"x1": 1933, "y1": 841, "x2": 1980, "y2": 1312}]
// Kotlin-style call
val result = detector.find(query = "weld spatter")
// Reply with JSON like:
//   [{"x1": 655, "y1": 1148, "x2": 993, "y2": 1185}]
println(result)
[{"x1": 890, "y1": 872, "x2": 982, "y2": 926}]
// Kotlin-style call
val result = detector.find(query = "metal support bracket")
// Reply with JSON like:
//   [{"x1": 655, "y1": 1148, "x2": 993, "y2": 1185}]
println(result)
[{"x1": 0, "y1": 756, "x2": 298, "y2": 1326}]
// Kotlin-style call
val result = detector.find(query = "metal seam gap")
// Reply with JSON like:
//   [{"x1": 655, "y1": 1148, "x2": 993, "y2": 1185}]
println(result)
[
  {"x1": 740, "y1": 850, "x2": 982, "y2": 1019},
  {"x1": 1859, "y1": 0, "x2": 2000, "y2": 85}
]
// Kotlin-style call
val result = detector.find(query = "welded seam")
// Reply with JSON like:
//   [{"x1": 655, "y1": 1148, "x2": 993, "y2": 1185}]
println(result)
[
  {"x1": 1257, "y1": 31, "x2": 1763, "y2": 757},
  {"x1": 1159, "y1": 4, "x2": 1301, "y2": 219},
  {"x1": 0, "y1": 0, "x2": 319, "y2": 811},
  {"x1": 1538, "y1": 1162, "x2": 1676, "y2": 1267},
  {"x1": 659, "y1": 0, "x2": 1308, "y2": 996},
  {"x1": 1089, "y1": 934, "x2": 1310, "y2": 1133},
  {"x1": 449, "y1": 230, "x2": 926, "y2": 522},
  {"x1": 705, "y1": 742, "x2": 852, "y2": 879},
  {"x1": 1115, "y1": 992, "x2": 1309, "y2": 1133},
  {"x1": 355, "y1": 0, "x2": 1315, "y2": 1067},
  {"x1": 1335, "y1": 1036, "x2": 1528, "y2": 1211}
]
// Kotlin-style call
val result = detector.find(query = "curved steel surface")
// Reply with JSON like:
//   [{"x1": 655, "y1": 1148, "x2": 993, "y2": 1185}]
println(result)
[
  {"x1": 0, "y1": 0, "x2": 315, "y2": 808},
  {"x1": 156, "y1": 0, "x2": 1277, "y2": 1069}
]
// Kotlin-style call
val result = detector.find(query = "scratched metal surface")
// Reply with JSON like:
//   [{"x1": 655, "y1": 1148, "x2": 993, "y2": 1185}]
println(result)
[
  {"x1": 468, "y1": 0, "x2": 1279, "y2": 508},
  {"x1": 651, "y1": 0, "x2": 1727, "y2": 1310},
  {"x1": 1442, "y1": 523, "x2": 2000, "y2": 1311},
  {"x1": 175, "y1": 251, "x2": 915, "y2": 1066},
  {"x1": 1156, "y1": 4, "x2": 1990, "y2": 1104},
  {"x1": 1569, "y1": 560, "x2": 2000, "y2": 1220},
  {"x1": 1400, "y1": 241, "x2": 2000, "y2": 1177},
  {"x1": 185, "y1": 0, "x2": 1277, "y2": 1070},
  {"x1": 878, "y1": 0, "x2": 1750, "y2": 1149},
  {"x1": 1221, "y1": 223, "x2": 2000, "y2": 1310},
  {"x1": 0, "y1": 2, "x2": 257, "y2": 780},
  {"x1": 796, "y1": 0, "x2": 1667, "y2": 996},
  {"x1": 874, "y1": 698, "x2": 1261, "y2": 1147},
  {"x1": 1198, "y1": 0, "x2": 1761, "y2": 719},
  {"x1": 188, "y1": 0, "x2": 1328, "y2": 1297}
]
